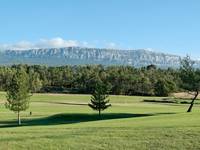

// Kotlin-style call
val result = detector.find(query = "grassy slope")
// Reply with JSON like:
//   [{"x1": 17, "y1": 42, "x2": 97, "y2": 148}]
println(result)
[{"x1": 0, "y1": 92, "x2": 200, "y2": 150}]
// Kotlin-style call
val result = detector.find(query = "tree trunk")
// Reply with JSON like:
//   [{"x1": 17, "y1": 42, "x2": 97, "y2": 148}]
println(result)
[
  {"x1": 187, "y1": 91, "x2": 199, "y2": 112},
  {"x1": 98, "y1": 98, "x2": 101, "y2": 118},
  {"x1": 18, "y1": 111, "x2": 21, "y2": 125},
  {"x1": 98, "y1": 109, "x2": 101, "y2": 118}
]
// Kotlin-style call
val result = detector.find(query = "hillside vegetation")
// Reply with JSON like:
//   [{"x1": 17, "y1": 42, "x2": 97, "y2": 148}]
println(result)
[{"x1": 0, "y1": 64, "x2": 180, "y2": 96}]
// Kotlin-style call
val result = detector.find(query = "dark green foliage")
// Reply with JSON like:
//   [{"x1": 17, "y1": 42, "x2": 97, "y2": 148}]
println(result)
[
  {"x1": 28, "y1": 68, "x2": 42, "y2": 93},
  {"x1": 5, "y1": 68, "x2": 31, "y2": 125},
  {"x1": 0, "y1": 64, "x2": 180, "y2": 96},
  {"x1": 147, "y1": 64, "x2": 157, "y2": 70},
  {"x1": 180, "y1": 56, "x2": 200, "y2": 112},
  {"x1": 155, "y1": 78, "x2": 176, "y2": 96},
  {"x1": 180, "y1": 56, "x2": 200, "y2": 91},
  {"x1": 88, "y1": 82, "x2": 111, "y2": 117}
]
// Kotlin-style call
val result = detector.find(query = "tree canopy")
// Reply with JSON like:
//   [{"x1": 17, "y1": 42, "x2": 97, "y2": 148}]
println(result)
[
  {"x1": 5, "y1": 68, "x2": 31, "y2": 125},
  {"x1": 180, "y1": 56, "x2": 200, "y2": 112},
  {"x1": 0, "y1": 64, "x2": 180, "y2": 96}
]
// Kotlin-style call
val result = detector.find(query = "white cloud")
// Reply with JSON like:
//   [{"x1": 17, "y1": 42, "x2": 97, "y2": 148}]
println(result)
[
  {"x1": 0, "y1": 38, "x2": 123, "y2": 50},
  {"x1": 36, "y1": 38, "x2": 79, "y2": 48},
  {"x1": 0, "y1": 41, "x2": 34, "y2": 50},
  {"x1": 101, "y1": 41, "x2": 121, "y2": 49},
  {"x1": 145, "y1": 48, "x2": 154, "y2": 51},
  {"x1": 0, "y1": 37, "x2": 81, "y2": 50},
  {"x1": 106, "y1": 42, "x2": 117, "y2": 48},
  {"x1": 12, "y1": 41, "x2": 34, "y2": 50}
]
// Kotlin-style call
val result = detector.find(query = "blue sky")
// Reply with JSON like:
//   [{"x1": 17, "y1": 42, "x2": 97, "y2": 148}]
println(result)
[{"x1": 0, "y1": 0, "x2": 200, "y2": 58}]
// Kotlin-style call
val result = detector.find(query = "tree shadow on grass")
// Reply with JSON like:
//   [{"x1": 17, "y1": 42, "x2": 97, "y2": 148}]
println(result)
[
  {"x1": 0, "y1": 112, "x2": 175, "y2": 128},
  {"x1": 35, "y1": 101, "x2": 88, "y2": 106}
]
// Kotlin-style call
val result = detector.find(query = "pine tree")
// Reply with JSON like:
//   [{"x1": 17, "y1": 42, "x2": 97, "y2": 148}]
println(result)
[
  {"x1": 5, "y1": 68, "x2": 31, "y2": 125},
  {"x1": 88, "y1": 82, "x2": 111, "y2": 117}
]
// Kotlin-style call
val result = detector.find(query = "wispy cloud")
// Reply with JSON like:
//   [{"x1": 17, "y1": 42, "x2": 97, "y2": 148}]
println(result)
[
  {"x1": 36, "y1": 38, "x2": 79, "y2": 48},
  {"x1": 145, "y1": 48, "x2": 155, "y2": 51},
  {"x1": 106, "y1": 42, "x2": 117, "y2": 49},
  {"x1": 0, "y1": 37, "x2": 123, "y2": 50},
  {"x1": 0, "y1": 38, "x2": 81, "y2": 50}
]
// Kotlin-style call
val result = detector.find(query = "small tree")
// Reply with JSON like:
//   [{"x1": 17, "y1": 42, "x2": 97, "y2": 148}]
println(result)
[
  {"x1": 88, "y1": 82, "x2": 111, "y2": 117},
  {"x1": 5, "y1": 68, "x2": 31, "y2": 125},
  {"x1": 180, "y1": 56, "x2": 200, "y2": 112}
]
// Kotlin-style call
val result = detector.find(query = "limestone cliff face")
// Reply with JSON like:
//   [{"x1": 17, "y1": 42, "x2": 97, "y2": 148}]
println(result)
[{"x1": 0, "y1": 47, "x2": 196, "y2": 68}]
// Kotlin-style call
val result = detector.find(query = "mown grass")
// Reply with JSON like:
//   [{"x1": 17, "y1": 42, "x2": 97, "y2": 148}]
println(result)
[{"x1": 0, "y1": 92, "x2": 200, "y2": 150}]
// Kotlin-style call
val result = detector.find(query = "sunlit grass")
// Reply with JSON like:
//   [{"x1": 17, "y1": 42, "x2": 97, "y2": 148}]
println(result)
[{"x1": 0, "y1": 92, "x2": 200, "y2": 150}]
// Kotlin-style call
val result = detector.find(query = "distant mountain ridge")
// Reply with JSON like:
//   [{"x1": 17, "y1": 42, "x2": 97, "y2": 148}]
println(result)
[{"x1": 0, "y1": 47, "x2": 198, "y2": 68}]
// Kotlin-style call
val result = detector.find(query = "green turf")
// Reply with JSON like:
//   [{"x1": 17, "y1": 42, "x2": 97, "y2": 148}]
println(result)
[{"x1": 0, "y1": 92, "x2": 200, "y2": 150}]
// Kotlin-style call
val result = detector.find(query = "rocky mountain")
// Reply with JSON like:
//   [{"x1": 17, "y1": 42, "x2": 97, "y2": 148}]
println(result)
[{"x1": 0, "y1": 47, "x2": 198, "y2": 68}]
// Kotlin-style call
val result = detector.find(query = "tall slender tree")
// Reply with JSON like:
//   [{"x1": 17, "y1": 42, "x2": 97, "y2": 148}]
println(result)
[
  {"x1": 5, "y1": 68, "x2": 31, "y2": 125},
  {"x1": 88, "y1": 82, "x2": 111, "y2": 117}
]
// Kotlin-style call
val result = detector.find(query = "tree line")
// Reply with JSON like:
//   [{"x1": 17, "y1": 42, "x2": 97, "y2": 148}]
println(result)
[{"x1": 0, "y1": 64, "x2": 180, "y2": 97}]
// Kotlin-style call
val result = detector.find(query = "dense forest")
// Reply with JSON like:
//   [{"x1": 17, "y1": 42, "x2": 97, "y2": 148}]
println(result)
[{"x1": 0, "y1": 64, "x2": 183, "y2": 96}]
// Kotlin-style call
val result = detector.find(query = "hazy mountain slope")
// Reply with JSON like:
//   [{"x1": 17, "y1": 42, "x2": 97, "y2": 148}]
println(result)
[{"x1": 0, "y1": 47, "x2": 196, "y2": 68}]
